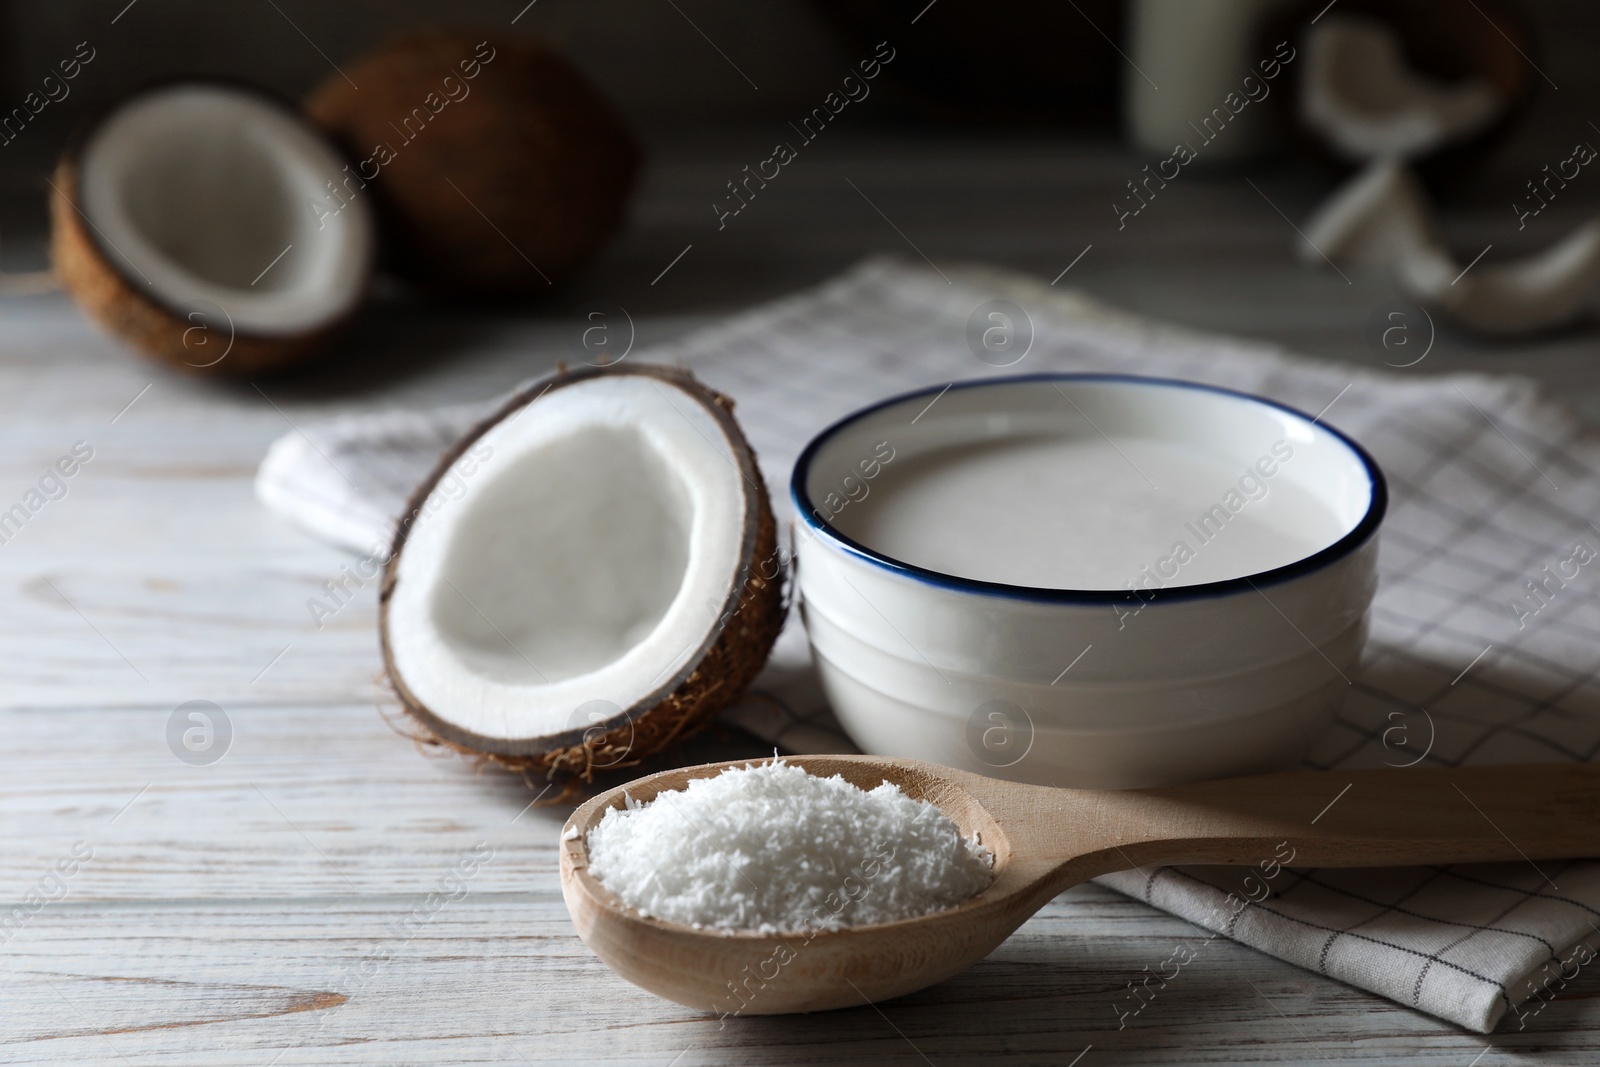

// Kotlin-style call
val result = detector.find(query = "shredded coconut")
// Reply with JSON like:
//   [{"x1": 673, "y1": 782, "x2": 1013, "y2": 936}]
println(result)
[{"x1": 585, "y1": 760, "x2": 994, "y2": 934}]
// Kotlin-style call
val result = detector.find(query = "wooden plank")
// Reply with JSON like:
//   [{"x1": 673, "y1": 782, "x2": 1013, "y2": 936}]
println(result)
[{"x1": 4, "y1": 133, "x2": 1600, "y2": 1063}]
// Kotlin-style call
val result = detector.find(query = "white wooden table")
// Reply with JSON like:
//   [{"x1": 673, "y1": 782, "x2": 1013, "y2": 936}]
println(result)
[{"x1": 5, "y1": 133, "x2": 1600, "y2": 1065}]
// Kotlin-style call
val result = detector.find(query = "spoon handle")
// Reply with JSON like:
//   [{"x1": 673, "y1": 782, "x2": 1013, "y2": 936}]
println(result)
[{"x1": 1083, "y1": 763, "x2": 1600, "y2": 874}]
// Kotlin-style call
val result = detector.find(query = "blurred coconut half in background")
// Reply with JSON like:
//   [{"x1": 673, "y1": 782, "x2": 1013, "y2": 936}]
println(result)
[
  {"x1": 51, "y1": 82, "x2": 375, "y2": 375},
  {"x1": 306, "y1": 34, "x2": 642, "y2": 294}
]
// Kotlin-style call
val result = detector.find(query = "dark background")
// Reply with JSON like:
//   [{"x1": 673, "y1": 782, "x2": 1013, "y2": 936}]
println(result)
[
  {"x1": 4, "y1": 0, "x2": 1600, "y2": 397},
  {"x1": 3, "y1": 1, "x2": 1596, "y2": 146}
]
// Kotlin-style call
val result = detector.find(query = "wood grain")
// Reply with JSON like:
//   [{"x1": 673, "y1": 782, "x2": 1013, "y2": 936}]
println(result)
[{"x1": 6, "y1": 132, "x2": 1600, "y2": 1063}]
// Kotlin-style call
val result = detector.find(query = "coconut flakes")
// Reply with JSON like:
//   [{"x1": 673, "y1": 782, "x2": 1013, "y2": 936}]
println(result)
[{"x1": 585, "y1": 760, "x2": 994, "y2": 934}]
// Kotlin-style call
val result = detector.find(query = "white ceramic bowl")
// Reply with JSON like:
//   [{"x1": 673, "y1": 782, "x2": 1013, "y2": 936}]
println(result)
[{"x1": 790, "y1": 374, "x2": 1387, "y2": 789}]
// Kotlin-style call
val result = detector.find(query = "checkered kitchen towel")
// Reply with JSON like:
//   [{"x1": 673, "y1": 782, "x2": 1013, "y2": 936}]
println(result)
[{"x1": 257, "y1": 256, "x2": 1600, "y2": 1033}]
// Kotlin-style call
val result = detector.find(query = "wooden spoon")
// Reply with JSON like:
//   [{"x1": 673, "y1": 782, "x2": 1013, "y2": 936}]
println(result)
[{"x1": 559, "y1": 755, "x2": 1600, "y2": 1015}]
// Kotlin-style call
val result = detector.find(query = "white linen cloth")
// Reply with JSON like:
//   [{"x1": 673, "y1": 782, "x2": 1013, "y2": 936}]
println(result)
[{"x1": 257, "y1": 257, "x2": 1600, "y2": 1033}]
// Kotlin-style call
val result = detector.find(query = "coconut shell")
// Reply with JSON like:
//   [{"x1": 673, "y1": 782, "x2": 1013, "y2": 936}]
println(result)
[
  {"x1": 50, "y1": 157, "x2": 352, "y2": 377},
  {"x1": 306, "y1": 33, "x2": 642, "y2": 293},
  {"x1": 379, "y1": 364, "x2": 787, "y2": 784}
]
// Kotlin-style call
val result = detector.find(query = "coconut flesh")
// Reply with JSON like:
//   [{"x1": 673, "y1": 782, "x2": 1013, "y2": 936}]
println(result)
[
  {"x1": 380, "y1": 366, "x2": 784, "y2": 776},
  {"x1": 54, "y1": 82, "x2": 373, "y2": 371},
  {"x1": 1299, "y1": 15, "x2": 1503, "y2": 162}
]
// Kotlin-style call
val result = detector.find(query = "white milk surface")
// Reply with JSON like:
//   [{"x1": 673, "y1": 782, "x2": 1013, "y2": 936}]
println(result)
[{"x1": 829, "y1": 434, "x2": 1349, "y2": 590}]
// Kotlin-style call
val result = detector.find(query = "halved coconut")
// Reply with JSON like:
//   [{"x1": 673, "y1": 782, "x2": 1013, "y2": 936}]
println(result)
[
  {"x1": 51, "y1": 82, "x2": 374, "y2": 375},
  {"x1": 380, "y1": 364, "x2": 785, "y2": 780}
]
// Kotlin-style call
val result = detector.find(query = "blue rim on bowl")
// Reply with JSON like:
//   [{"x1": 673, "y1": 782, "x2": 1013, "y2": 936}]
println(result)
[{"x1": 790, "y1": 373, "x2": 1389, "y2": 605}]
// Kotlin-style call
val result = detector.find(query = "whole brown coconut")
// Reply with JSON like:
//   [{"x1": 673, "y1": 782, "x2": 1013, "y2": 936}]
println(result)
[{"x1": 306, "y1": 34, "x2": 641, "y2": 293}]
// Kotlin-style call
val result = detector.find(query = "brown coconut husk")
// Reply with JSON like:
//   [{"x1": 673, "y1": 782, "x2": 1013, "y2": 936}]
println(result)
[
  {"x1": 306, "y1": 33, "x2": 642, "y2": 293},
  {"x1": 378, "y1": 364, "x2": 787, "y2": 787}
]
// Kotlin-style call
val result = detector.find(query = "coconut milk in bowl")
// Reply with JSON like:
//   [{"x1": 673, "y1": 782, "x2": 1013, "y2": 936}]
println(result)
[{"x1": 791, "y1": 374, "x2": 1386, "y2": 789}]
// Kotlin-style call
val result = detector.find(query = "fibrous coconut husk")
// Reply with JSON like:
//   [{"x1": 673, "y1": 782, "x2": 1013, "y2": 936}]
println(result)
[
  {"x1": 51, "y1": 128, "x2": 359, "y2": 377},
  {"x1": 379, "y1": 364, "x2": 787, "y2": 787},
  {"x1": 306, "y1": 33, "x2": 642, "y2": 293}
]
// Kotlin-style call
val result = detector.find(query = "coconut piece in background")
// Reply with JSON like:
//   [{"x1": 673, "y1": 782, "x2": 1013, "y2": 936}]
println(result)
[
  {"x1": 1299, "y1": 157, "x2": 1437, "y2": 269},
  {"x1": 1260, "y1": 0, "x2": 1539, "y2": 186},
  {"x1": 51, "y1": 82, "x2": 374, "y2": 376},
  {"x1": 1300, "y1": 14, "x2": 1503, "y2": 162},
  {"x1": 306, "y1": 34, "x2": 641, "y2": 294},
  {"x1": 380, "y1": 364, "x2": 786, "y2": 782},
  {"x1": 1302, "y1": 159, "x2": 1600, "y2": 336}
]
